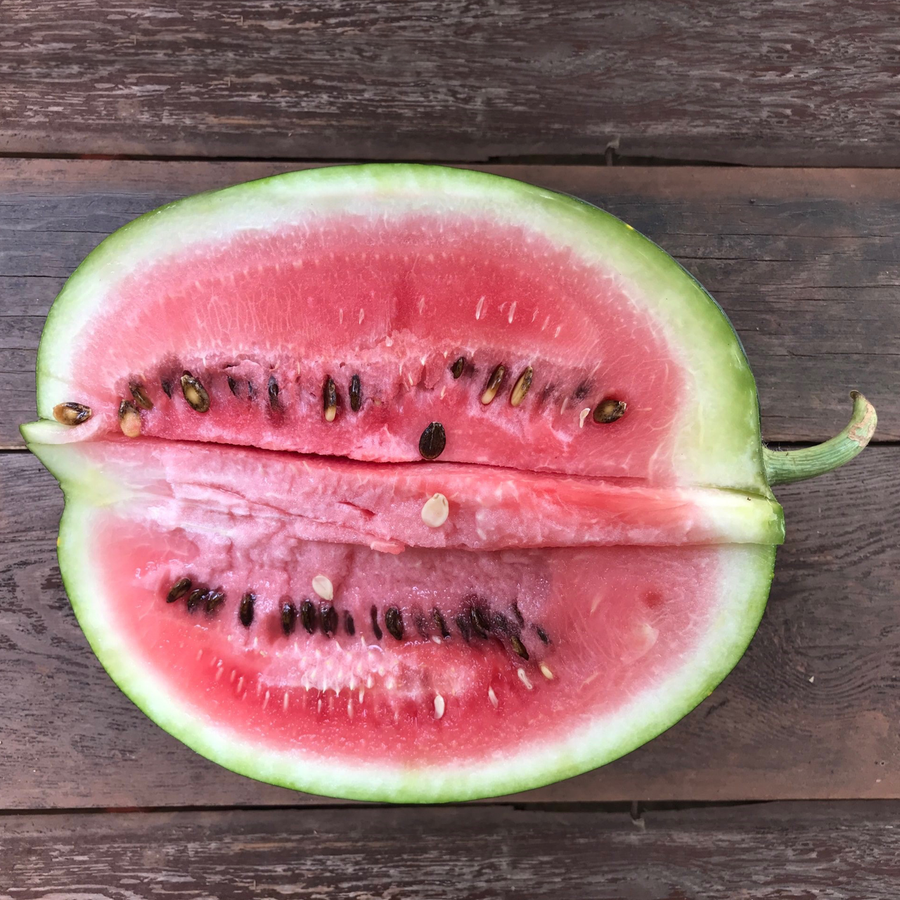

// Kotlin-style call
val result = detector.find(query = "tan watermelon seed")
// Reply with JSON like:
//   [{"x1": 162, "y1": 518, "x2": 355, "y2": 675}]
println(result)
[
  {"x1": 129, "y1": 381, "x2": 154, "y2": 410},
  {"x1": 118, "y1": 400, "x2": 142, "y2": 437},
  {"x1": 180, "y1": 373, "x2": 210, "y2": 412},
  {"x1": 509, "y1": 366, "x2": 534, "y2": 407},
  {"x1": 593, "y1": 398, "x2": 627, "y2": 424},
  {"x1": 53, "y1": 402, "x2": 92, "y2": 426},
  {"x1": 323, "y1": 376, "x2": 338, "y2": 422},
  {"x1": 481, "y1": 364, "x2": 505, "y2": 404}
]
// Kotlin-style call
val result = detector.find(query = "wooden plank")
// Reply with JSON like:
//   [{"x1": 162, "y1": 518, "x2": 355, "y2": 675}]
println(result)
[
  {"x1": 1, "y1": 2, "x2": 899, "y2": 165},
  {"x1": 2, "y1": 160, "x2": 897, "y2": 447},
  {"x1": 4, "y1": 802, "x2": 900, "y2": 898},
  {"x1": 2, "y1": 445, "x2": 896, "y2": 809}
]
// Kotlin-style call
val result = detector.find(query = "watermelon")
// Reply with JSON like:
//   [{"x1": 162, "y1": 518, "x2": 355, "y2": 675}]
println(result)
[{"x1": 21, "y1": 165, "x2": 876, "y2": 802}]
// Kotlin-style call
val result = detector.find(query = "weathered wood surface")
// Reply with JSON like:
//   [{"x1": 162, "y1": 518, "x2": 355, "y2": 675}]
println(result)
[
  {"x1": 2, "y1": 445, "x2": 895, "y2": 809},
  {"x1": 2, "y1": 1, "x2": 899, "y2": 165},
  {"x1": 5, "y1": 802, "x2": 900, "y2": 898},
  {"x1": 2, "y1": 161, "x2": 897, "y2": 447}
]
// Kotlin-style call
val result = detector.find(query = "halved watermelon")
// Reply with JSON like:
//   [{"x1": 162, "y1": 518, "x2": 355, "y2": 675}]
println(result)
[{"x1": 22, "y1": 165, "x2": 875, "y2": 802}]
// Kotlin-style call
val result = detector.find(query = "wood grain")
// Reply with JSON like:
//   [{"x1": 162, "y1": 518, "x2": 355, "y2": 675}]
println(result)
[
  {"x1": 2, "y1": 1, "x2": 899, "y2": 165},
  {"x1": 5, "y1": 802, "x2": 900, "y2": 898},
  {"x1": 2, "y1": 445, "x2": 896, "y2": 810},
  {"x1": 2, "y1": 160, "x2": 897, "y2": 447}
]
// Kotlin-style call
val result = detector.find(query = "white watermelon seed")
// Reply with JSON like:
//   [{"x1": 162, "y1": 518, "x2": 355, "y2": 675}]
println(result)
[
  {"x1": 434, "y1": 694, "x2": 445, "y2": 720},
  {"x1": 421, "y1": 493, "x2": 450, "y2": 528},
  {"x1": 488, "y1": 687, "x2": 499, "y2": 708},
  {"x1": 517, "y1": 668, "x2": 534, "y2": 690},
  {"x1": 540, "y1": 664, "x2": 554, "y2": 681},
  {"x1": 312, "y1": 575, "x2": 334, "y2": 601},
  {"x1": 579, "y1": 407, "x2": 591, "y2": 428}
]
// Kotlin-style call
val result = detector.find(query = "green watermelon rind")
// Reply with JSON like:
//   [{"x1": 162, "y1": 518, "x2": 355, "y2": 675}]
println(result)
[
  {"x1": 34, "y1": 163, "x2": 769, "y2": 495},
  {"x1": 54, "y1": 493, "x2": 774, "y2": 803}
]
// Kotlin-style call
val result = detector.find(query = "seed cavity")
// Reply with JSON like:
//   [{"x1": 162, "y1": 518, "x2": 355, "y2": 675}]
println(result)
[
  {"x1": 385, "y1": 606, "x2": 404, "y2": 641},
  {"x1": 344, "y1": 611, "x2": 356, "y2": 636},
  {"x1": 434, "y1": 694, "x2": 445, "y2": 720},
  {"x1": 239, "y1": 592, "x2": 255, "y2": 627},
  {"x1": 161, "y1": 380, "x2": 173, "y2": 399},
  {"x1": 450, "y1": 356, "x2": 466, "y2": 379},
  {"x1": 300, "y1": 599, "x2": 317, "y2": 635},
  {"x1": 510, "y1": 634, "x2": 529, "y2": 660},
  {"x1": 455, "y1": 612, "x2": 472, "y2": 642},
  {"x1": 181, "y1": 372, "x2": 210, "y2": 413},
  {"x1": 128, "y1": 382, "x2": 153, "y2": 410},
  {"x1": 118, "y1": 400, "x2": 142, "y2": 438},
  {"x1": 593, "y1": 398, "x2": 627, "y2": 424},
  {"x1": 349, "y1": 374, "x2": 362, "y2": 412},
  {"x1": 227, "y1": 376, "x2": 239, "y2": 396},
  {"x1": 418, "y1": 422, "x2": 446, "y2": 460},
  {"x1": 481, "y1": 364, "x2": 506, "y2": 405},
  {"x1": 281, "y1": 601, "x2": 297, "y2": 636},
  {"x1": 511, "y1": 601, "x2": 525, "y2": 627},
  {"x1": 186, "y1": 588, "x2": 206, "y2": 614},
  {"x1": 323, "y1": 376, "x2": 338, "y2": 422},
  {"x1": 166, "y1": 577, "x2": 192, "y2": 603},
  {"x1": 414, "y1": 611, "x2": 430, "y2": 640},
  {"x1": 52, "y1": 401, "x2": 93, "y2": 426},
  {"x1": 574, "y1": 381, "x2": 591, "y2": 401},
  {"x1": 509, "y1": 366, "x2": 533, "y2": 407},
  {"x1": 432, "y1": 607, "x2": 451, "y2": 640},
  {"x1": 205, "y1": 590, "x2": 225, "y2": 615},
  {"x1": 267, "y1": 375, "x2": 279, "y2": 410},
  {"x1": 370, "y1": 605, "x2": 383, "y2": 640},
  {"x1": 421, "y1": 492, "x2": 450, "y2": 528},
  {"x1": 535, "y1": 625, "x2": 550, "y2": 644},
  {"x1": 321, "y1": 604, "x2": 338, "y2": 636},
  {"x1": 312, "y1": 574, "x2": 334, "y2": 602},
  {"x1": 247, "y1": 380, "x2": 256, "y2": 400}
]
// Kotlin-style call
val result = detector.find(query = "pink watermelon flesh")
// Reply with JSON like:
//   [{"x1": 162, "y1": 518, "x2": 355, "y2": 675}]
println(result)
[
  {"x1": 62, "y1": 214, "x2": 682, "y2": 480},
  {"x1": 28, "y1": 166, "x2": 784, "y2": 801}
]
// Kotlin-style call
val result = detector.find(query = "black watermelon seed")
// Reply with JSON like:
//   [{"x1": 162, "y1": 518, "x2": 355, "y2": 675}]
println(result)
[
  {"x1": 344, "y1": 611, "x2": 356, "y2": 636},
  {"x1": 205, "y1": 590, "x2": 225, "y2": 615},
  {"x1": 593, "y1": 398, "x2": 627, "y2": 424},
  {"x1": 166, "y1": 577, "x2": 192, "y2": 603},
  {"x1": 129, "y1": 381, "x2": 154, "y2": 410},
  {"x1": 510, "y1": 635, "x2": 529, "y2": 660},
  {"x1": 450, "y1": 356, "x2": 466, "y2": 379},
  {"x1": 418, "y1": 422, "x2": 446, "y2": 460},
  {"x1": 300, "y1": 599, "x2": 317, "y2": 635},
  {"x1": 455, "y1": 612, "x2": 472, "y2": 642},
  {"x1": 535, "y1": 625, "x2": 550, "y2": 644},
  {"x1": 349, "y1": 374, "x2": 362, "y2": 412},
  {"x1": 161, "y1": 379, "x2": 173, "y2": 399},
  {"x1": 414, "y1": 611, "x2": 430, "y2": 639},
  {"x1": 239, "y1": 593, "x2": 255, "y2": 627},
  {"x1": 470, "y1": 605, "x2": 490, "y2": 639},
  {"x1": 432, "y1": 607, "x2": 451, "y2": 640},
  {"x1": 370, "y1": 605, "x2": 383, "y2": 640},
  {"x1": 268, "y1": 375, "x2": 279, "y2": 409},
  {"x1": 511, "y1": 601, "x2": 525, "y2": 626},
  {"x1": 321, "y1": 604, "x2": 338, "y2": 636},
  {"x1": 385, "y1": 606, "x2": 404, "y2": 641},
  {"x1": 227, "y1": 375, "x2": 239, "y2": 396},
  {"x1": 186, "y1": 588, "x2": 206, "y2": 613},
  {"x1": 281, "y1": 601, "x2": 297, "y2": 636}
]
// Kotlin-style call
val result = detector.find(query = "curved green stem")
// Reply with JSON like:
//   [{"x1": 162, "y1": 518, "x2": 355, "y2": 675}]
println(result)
[{"x1": 764, "y1": 391, "x2": 877, "y2": 486}]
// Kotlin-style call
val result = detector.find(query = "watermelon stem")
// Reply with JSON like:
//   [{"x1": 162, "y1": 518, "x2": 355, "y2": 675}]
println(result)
[{"x1": 763, "y1": 391, "x2": 877, "y2": 485}]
